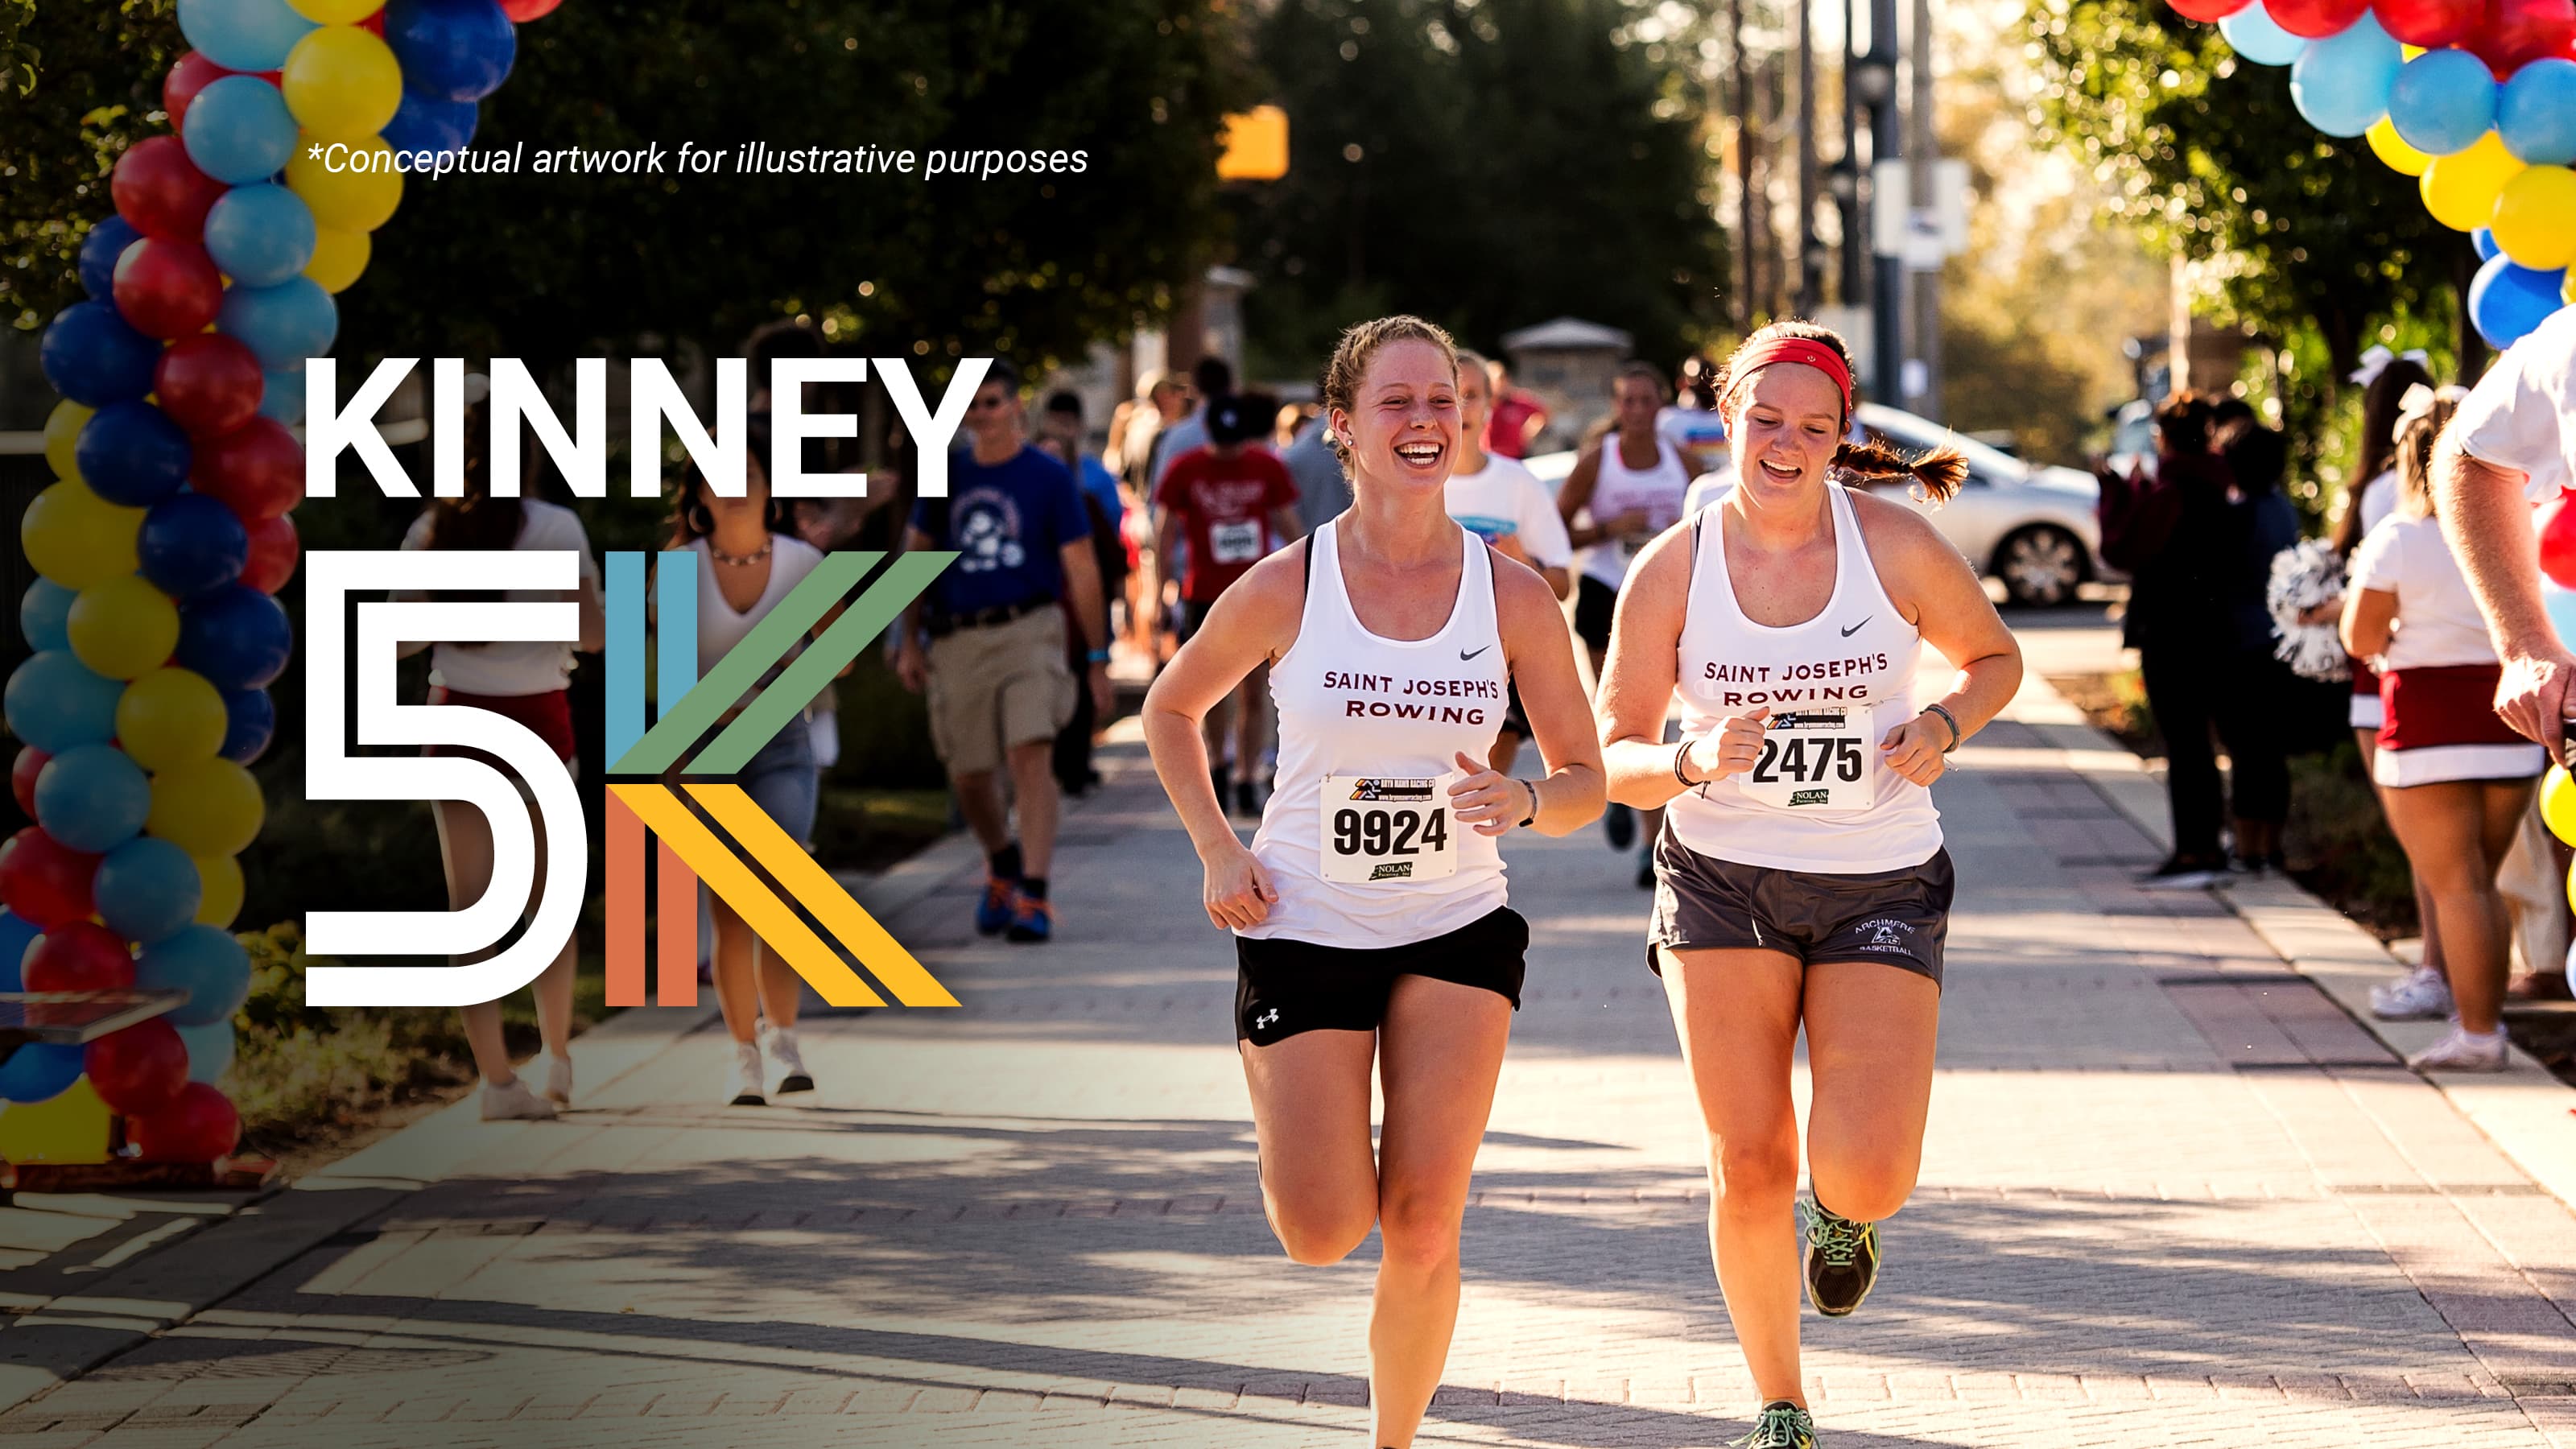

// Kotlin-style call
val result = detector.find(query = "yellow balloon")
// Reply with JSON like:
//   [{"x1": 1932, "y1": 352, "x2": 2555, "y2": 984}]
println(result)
[
  {"x1": 2421, "y1": 132, "x2": 2529, "y2": 231},
  {"x1": 287, "y1": 0, "x2": 385, "y2": 20},
  {"x1": 0, "y1": 1079, "x2": 111, "y2": 1163},
  {"x1": 192, "y1": 851, "x2": 244, "y2": 929},
  {"x1": 304, "y1": 225, "x2": 370, "y2": 293},
  {"x1": 286, "y1": 134, "x2": 403, "y2": 232},
  {"x1": 2401, "y1": 43, "x2": 2424, "y2": 58},
  {"x1": 2491, "y1": 166, "x2": 2576, "y2": 272},
  {"x1": 43, "y1": 400, "x2": 91, "y2": 483},
  {"x1": 2565, "y1": 270, "x2": 2576, "y2": 306},
  {"x1": 2368, "y1": 117, "x2": 2432, "y2": 178},
  {"x1": 68, "y1": 576, "x2": 181, "y2": 681},
  {"x1": 21, "y1": 480, "x2": 143, "y2": 589},
  {"x1": 282, "y1": 27, "x2": 402, "y2": 141},
  {"x1": 149, "y1": 757, "x2": 266, "y2": 858},
  {"x1": 117, "y1": 667, "x2": 229, "y2": 772}
]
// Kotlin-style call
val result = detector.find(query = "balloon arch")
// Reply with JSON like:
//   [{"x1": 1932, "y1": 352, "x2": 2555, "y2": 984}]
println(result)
[{"x1": 5, "y1": 0, "x2": 558, "y2": 1170}]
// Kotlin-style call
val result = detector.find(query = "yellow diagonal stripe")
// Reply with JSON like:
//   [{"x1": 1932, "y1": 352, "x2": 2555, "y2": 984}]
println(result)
[
  {"x1": 686, "y1": 784, "x2": 960, "y2": 1008},
  {"x1": 609, "y1": 784, "x2": 887, "y2": 1008}
]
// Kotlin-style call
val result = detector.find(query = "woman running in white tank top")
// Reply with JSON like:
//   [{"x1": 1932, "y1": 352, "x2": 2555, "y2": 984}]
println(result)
[
  {"x1": 1596, "y1": 322, "x2": 2023, "y2": 1449},
  {"x1": 1143, "y1": 316, "x2": 1604, "y2": 1449}
]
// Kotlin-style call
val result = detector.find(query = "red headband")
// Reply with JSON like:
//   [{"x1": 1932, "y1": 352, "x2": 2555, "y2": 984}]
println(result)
[{"x1": 1728, "y1": 337, "x2": 1853, "y2": 411}]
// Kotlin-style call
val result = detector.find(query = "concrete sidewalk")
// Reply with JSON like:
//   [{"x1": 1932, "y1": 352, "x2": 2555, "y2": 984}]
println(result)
[{"x1": 6, "y1": 676, "x2": 2576, "y2": 1447}]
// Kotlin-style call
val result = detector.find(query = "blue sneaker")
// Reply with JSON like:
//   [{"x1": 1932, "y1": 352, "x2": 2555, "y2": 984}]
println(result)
[
  {"x1": 974, "y1": 875, "x2": 1018, "y2": 936},
  {"x1": 1005, "y1": 891, "x2": 1054, "y2": 943}
]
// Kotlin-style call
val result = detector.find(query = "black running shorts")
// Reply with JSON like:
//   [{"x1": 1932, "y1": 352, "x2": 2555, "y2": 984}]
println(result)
[
  {"x1": 1236, "y1": 906, "x2": 1529, "y2": 1046},
  {"x1": 1574, "y1": 575, "x2": 1618, "y2": 653},
  {"x1": 1647, "y1": 829, "x2": 1954, "y2": 985}
]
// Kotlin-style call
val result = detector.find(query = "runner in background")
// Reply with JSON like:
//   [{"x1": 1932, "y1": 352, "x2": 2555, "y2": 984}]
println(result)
[
  {"x1": 1449, "y1": 349, "x2": 1575, "y2": 774},
  {"x1": 1141, "y1": 315, "x2": 1602, "y2": 1449},
  {"x1": 1559, "y1": 361, "x2": 1694, "y2": 886},
  {"x1": 1598, "y1": 320, "x2": 2021, "y2": 1449},
  {"x1": 1114, "y1": 369, "x2": 1191, "y2": 663},
  {"x1": 1156, "y1": 394, "x2": 1303, "y2": 815},
  {"x1": 1148, "y1": 354, "x2": 1235, "y2": 488},
  {"x1": 1660, "y1": 353, "x2": 1733, "y2": 479},
  {"x1": 1483, "y1": 354, "x2": 1550, "y2": 460},
  {"x1": 1040, "y1": 390, "x2": 1128, "y2": 797},
  {"x1": 1282, "y1": 404, "x2": 1352, "y2": 535}
]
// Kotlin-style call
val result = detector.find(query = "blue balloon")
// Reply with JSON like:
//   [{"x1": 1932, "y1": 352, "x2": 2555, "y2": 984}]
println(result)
[
  {"x1": 4, "y1": 652, "x2": 126, "y2": 753},
  {"x1": 381, "y1": 89, "x2": 479, "y2": 158},
  {"x1": 2500, "y1": 56, "x2": 2576, "y2": 166},
  {"x1": 74, "y1": 401, "x2": 194, "y2": 508},
  {"x1": 96, "y1": 837, "x2": 204, "y2": 947},
  {"x1": 176, "y1": 1020, "x2": 235, "y2": 1084},
  {"x1": 178, "y1": 587, "x2": 292, "y2": 691},
  {"x1": 20, "y1": 580, "x2": 76, "y2": 654},
  {"x1": 2388, "y1": 47, "x2": 2496, "y2": 158},
  {"x1": 257, "y1": 365, "x2": 306, "y2": 425},
  {"x1": 35, "y1": 742, "x2": 153, "y2": 854},
  {"x1": 0, "y1": 910, "x2": 39, "y2": 993},
  {"x1": 217, "y1": 276, "x2": 336, "y2": 372},
  {"x1": 39, "y1": 300, "x2": 162, "y2": 407},
  {"x1": 139, "y1": 494, "x2": 252, "y2": 600},
  {"x1": 136, "y1": 925, "x2": 251, "y2": 1027},
  {"x1": 2469, "y1": 253, "x2": 2570, "y2": 349},
  {"x1": 76, "y1": 217, "x2": 141, "y2": 299},
  {"x1": 2220, "y1": 2, "x2": 2309, "y2": 65},
  {"x1": 176, "y1": 0, "x2": 318, "y2": 72},
  {"x1": 180, "y1": 74, "x2": 298, "y2": 186},
  {"x1": 2291, "y1": 13, "x2": 2401, "y2": 138},
  {"x1": 2475, "y1": 226, "x2": 2502, "y2": 261},
  {"x1": 219, "y1": 686, "x2": 276, "y2": 765},
  {"x1": 202, "y1": 183, "x2": 316, "y2": 290},
  {"x1": 384, "y1": 0, "x2": 517, "y2": 103},
  {"x1": 0, "y1": 1042, "x2": 85, "y2": 1104}
]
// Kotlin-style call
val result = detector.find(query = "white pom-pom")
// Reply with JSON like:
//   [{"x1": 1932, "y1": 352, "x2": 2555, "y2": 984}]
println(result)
[{"x1": 2266, "y1": 539, "x2": 2350, "y2": 682}]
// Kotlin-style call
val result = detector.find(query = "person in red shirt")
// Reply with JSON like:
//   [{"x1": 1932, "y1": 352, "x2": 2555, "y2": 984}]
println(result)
[
  {"x1": 1155, "y1": 393, "x2": 1302, "y2": 815},
  {"x1": 1483, "y1": 355, "x2": 1550, "y2": 459}
]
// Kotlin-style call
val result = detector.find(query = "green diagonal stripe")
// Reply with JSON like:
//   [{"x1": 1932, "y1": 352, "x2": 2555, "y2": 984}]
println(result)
[
  {"x1": 610, "y1": 551, "x2": 876, "y2": 776},
  {"x1": 685, "y1": 551, "x2": 957, "y2": 774}
]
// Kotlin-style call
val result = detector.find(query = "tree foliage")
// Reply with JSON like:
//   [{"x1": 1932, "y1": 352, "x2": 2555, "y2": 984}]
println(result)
[{"x1": 0, "y1": 0, "x2": 180, "y2": 333}]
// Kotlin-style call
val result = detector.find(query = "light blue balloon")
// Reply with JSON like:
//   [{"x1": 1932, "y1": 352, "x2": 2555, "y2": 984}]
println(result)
[
  {"x1": 2545, "y1": 580, "x2": 2576, "y2": 652},
  {"x1": 95, "y1": 836, "x2": 204, "y2": 947},
  {"x1": 0, "y1": 910, "x2": 38, "y2": 993},
  {"x1": 2290, "y1": 13, "x2": 2401, "y2": 138},
  {"x1": 2388, "y1": 47, "x2": 2497, "y2": 157},
  {"x1": 2475, "y1": 226, "x2": 2503, "y2": 261},
  {"x1": 19, "y1": 580, "x2": 74, "y2": 654},
  {"x1": 176, "y1": 1020, "x2": 235, "y2": 1084},
  {"x1": 176, "y1": 0, "x2": 317, "y2": 73},
  {"x1": 217, "y1": 277, "x2": 336, "y2": 372},
  {"x1": 4, "y1": 651, "x2": 125, "y2": 754},
  {"x1": 258, "y1": 365, "x2": 306, "y2": 425},
  {"x1": 180, "y1": 75, "x2": 297, "y2": 187},
  {"x1": 2468, "y1": 253, "x2": 2569, "y2": 349},
  {"x1": 2220, "y1": 2, "x2": 2310, "y2": 66},
  {"x1": 2500, "y1": 57, "x2": 2576, "y2": 166},
  {"x1": 33, "y1": 742, "x2": 152, "y2": 854},
  {"x1": 202, "y1": 184, "x2": 316, "y2": 291},
  {"x1": 0, "y1": 1042, "x2": 85, "y2": 1104},
  {"x1": 134, "y1": 925, "x2": 252, "y2": 1028}
]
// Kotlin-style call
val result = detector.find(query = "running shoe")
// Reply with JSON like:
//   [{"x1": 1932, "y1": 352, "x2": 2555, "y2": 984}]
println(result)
[
  {"x1": 762, "y1": 1024, "x2": 814, "y2": 1095},
  {"x1": 540, "y1": 1053, "x2": 574, "y2": 1106},
  {"x1": 1799, "y1": 1199, "x2": 1880, "y2": 1317},
  {"x1": 1732, "y1": 1401, "x2": 1816, "y2": 1448},
  {"x1": 2370, "y1": 966, "x2": 2454, "y2": 1022},
  {"x1": 1006, "y1": 892, "x2": 1055, "y2": 944},
  {"x1": 2136, "y1": 856, "x2": 2230, "y2": 891},
  {"x1": 728, "y1": 1041, "x2": 766, "y2": 1106},
  {"x1": 2408, "y1": 1025, "x2": 2510, "y2": 1073},
  {"x1": 974, "y1": 874, "x2": 1019, "y2": 936},
  {"x1": 1604, "y1": 802, "x2": 1636, "y2": 851},
  {"x1": 480, "y1": 1077, "x2": 557, "y2": 1121}
]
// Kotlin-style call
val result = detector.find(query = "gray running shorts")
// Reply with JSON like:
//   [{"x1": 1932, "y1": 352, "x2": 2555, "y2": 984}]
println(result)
[{"x1": 1646, "y1": 828, "x2": 1953, "y2": 985}]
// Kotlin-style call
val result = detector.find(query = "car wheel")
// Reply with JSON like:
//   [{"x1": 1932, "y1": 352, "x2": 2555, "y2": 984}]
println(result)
[{"x1": 1996, "y1": 526, "x2": 2084, "y2": 607}]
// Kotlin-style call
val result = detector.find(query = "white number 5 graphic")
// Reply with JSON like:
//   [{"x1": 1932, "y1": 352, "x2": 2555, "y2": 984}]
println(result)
[{"x1": 303, "y1": 551, "x2": 590, "y2": 1007}]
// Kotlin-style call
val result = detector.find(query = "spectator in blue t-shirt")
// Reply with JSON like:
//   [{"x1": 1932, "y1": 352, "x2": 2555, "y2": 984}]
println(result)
[{"x1": 896, "y1": 359, "x2": 1112, "y2": 944}]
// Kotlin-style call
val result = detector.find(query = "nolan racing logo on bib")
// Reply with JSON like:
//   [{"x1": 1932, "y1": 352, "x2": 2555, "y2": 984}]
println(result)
[
  {"x1": 1789, "y1": 788, "x2": 1831, "y2": 807},
  {"x1": 1369, "y1": 861, "x2": 1417, "y2": 881},
  {"x1": 1346, "y1": 778, "x2": 1437, "y2": 803}
]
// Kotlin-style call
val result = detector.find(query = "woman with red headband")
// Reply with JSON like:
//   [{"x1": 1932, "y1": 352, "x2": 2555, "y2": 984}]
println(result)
[{"x1": 1596, "y1": 320, "x2": 2022, "y2": 1448}]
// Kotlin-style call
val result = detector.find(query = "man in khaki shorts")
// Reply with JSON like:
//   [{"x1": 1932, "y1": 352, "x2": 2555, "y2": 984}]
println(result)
[{"x1": 896, "y1": 358, "x2": 1114, "y2": 943}]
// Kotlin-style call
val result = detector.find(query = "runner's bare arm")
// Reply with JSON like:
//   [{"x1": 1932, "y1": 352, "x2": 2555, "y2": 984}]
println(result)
[
  {"x1": 1558, "y1": 444, "x2": 1606, "y2": 545},
  {"x1": 1487, "y1": 556, "x2": 1605, "y2": 836},
  {"x1": 2340, "y1": 585, "x2": 2396, "y2": 660},
  {"x1": 1594, "y1": 528, "x2": 1722, "y2": 808},
  {"x1": 1858, "y1": 494, "x2": 2022, "y2": 779},
  {"x1": 1059, "y1": 537, "x2": 1114, "y2": 716},
  {"x1": 891, "y1": 524, "x2": 935, "y2": 692},
  {"x1": 2435, "y1": 436, "x2": 2573, "y2": 760}
]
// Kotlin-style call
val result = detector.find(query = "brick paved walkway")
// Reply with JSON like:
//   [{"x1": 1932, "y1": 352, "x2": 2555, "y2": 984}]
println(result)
[{"x1": 10, "y1": 691, "x2": 2576, "y2": 1447}]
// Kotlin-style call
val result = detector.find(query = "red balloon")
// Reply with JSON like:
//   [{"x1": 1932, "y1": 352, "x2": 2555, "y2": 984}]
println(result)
[
  {"x1": 500, "y1": 0, "x2": 562, "y2": 17},
  {"x1": 130, "y1": 1083, "x2": 241, "y2": 1162},
  {"x1": 111, "y1": 138, "x2": 227, "y2": 245},
  {"x1": 192, "y1": 418, "x2": 303, "y2": 523},
  {"x1": 10, "y1": 749, "x2": 47, "y2": 821},
  {"x1": 163, "y1": 52, "x2": 234, "y2": 134},
  {"x1": 2170, "y1": 0, "x2": 2254, "y2": 19},
  {"x1": 241, "y1": 513, "x2": 301, "y2": 595},
  {"x1": 2266, "y1": 0, "x2": 2371, "y2": 32},
  {"x1": 0, "y1": 828, "x2": 100, "y2": 929},
  {"x1": 156, "y1": 335, "x2": 266, "y2": 438},
  {"x1": 23, "y1": 920, "x2": 136, "y2": 995},
  {"x1": 110, "y1": 237, "x2": 223, "y2": 341},
  {"x1": 85, "y1": 1018, "x2": 188, "y2": 1117},
  {"x1": 2471, "y1": 0, "x2": 2576, "y2": 76},
  {"x1": 2374, "y1": 0, "x2": 2484, "y2": 43},
  {"x1": 359, "y1": 9, "x2": 386, "y2": 33}
]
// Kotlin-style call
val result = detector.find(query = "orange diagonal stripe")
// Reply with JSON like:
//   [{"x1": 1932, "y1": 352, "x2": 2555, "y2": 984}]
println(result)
[
  {"x1": 608, "y1": 784, "x2": 886, "y2": 1008},
  {"x1": 684, "y1": 784, "x2": 960, "y2": 1007},
  {"x1": 606, "y1": 792, "x2": 646, "y2": 1008}
]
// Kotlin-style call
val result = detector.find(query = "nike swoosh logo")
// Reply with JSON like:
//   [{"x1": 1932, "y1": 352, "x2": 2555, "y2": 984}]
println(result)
[
  {"x1": 1459, "y1": 645, "x2": 1492, "y2": 661},
  {"x1": 1840, "y1": 617, "x2": 1872, "y2": 637}
]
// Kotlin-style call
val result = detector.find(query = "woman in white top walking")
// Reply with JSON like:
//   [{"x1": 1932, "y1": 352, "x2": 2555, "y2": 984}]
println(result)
[
  {"x1": 1142, "y1": 316, "x2": 1603, "y2": 1449},
  {"x1": 1598, "y1": 320, "x2": 2021, "y2": 1449}
]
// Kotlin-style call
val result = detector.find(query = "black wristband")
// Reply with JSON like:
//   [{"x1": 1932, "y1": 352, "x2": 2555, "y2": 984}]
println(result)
[
  {"x1": 1673, "y1": 737, "x2": 1702, "y2": 787},
  {"x1": 1921, "y1": 702, "x2": 1963, "y2": 753},
  {"x1": 1516, "y1": 778, "x2": 1540, "y2": 828}
]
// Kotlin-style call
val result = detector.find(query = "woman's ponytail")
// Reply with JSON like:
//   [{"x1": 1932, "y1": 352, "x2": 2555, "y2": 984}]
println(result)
[{"x1": 1831, "y1": 437, "x2": 1968, "y2": 503}]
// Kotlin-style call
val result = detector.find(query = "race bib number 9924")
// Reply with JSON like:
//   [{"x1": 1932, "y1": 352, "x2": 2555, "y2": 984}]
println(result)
[{"x1": 1319, "y1": 774, "x2": 1458, "y2": 882}]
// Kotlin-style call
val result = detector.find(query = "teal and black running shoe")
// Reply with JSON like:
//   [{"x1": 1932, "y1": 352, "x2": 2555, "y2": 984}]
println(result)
[
  {"x1": 1799, "y1": 1199, "x2": 1880, "y2": 1317},
  {"x1": 1732, "y1": 1400, "x2": 1816, "y2": 1447}
]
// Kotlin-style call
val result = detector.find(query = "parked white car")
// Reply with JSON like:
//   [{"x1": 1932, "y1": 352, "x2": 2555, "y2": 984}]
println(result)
[{"x1": 1525, "y1": 402, "x2": 2108, "y2": 607}]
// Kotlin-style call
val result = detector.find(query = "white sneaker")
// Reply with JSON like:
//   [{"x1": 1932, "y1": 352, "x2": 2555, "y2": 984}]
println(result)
[
  {"x1": 480, "y1": 1077, "x2": 558, "y2": 1121},
  {"x1": 2371, "y1": 968, "x2": 2454, "y2": 1022},
  {"x1": 728, "y1": 1041, "x2": 766, "y2": 1106},
  {"x1": 541, "y1": 1054, "x2": 574, "y2": 1106},
  {"x1": 762, "y1": 1024, "x2": 814, "y2": 1095},
  {"x1": 2407, "y1": 1025, "x2": 2511, "y2": 1073}
]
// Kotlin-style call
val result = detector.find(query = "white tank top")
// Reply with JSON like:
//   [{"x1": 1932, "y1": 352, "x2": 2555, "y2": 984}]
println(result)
[
  {"x1": 1581, "y1": 432, "x2": 1692, "y2": 588},
  {"x1": 1665, "y1": 484, "x2": 1943, "y2": 873},
  {"x1": 1241, "y1": 521, "x2": 1509, "y2": 948}
]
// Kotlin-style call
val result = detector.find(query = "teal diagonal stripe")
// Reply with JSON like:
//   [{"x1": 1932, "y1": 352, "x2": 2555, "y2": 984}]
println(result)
[
  {"x1": 685, "y1": 551, "x2": 956, "y2": 774},
  {"x1": 609, "y1": 551, "x2": 875, "y2": 776}
]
